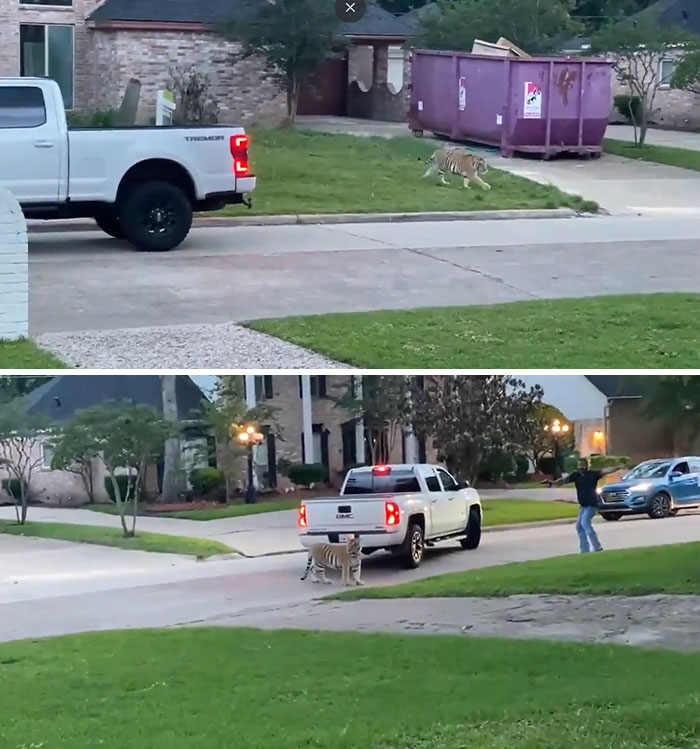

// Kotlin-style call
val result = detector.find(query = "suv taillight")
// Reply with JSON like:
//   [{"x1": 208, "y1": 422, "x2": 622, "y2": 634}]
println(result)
[
  {"x1": 385, "y1": 501, "x2": 400, "y2": 526},
  {"x1": 298, "y1": 503, "x2": 307, "y2": 528},
  {"x1": 230, "y1": 134, "x2": 250, "y2": 176}
]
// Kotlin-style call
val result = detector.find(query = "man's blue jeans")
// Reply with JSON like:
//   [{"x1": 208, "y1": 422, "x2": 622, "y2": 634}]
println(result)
[{"x1": 576, "y1": 505, "x2": 602, "y2": 553}]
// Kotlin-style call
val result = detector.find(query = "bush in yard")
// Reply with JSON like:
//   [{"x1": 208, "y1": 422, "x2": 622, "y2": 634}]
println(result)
[
  {"x1": 563, "y1": 453, "x2": 581, "y2": 474},
  {"x1": 104, "y1": 475, "x2": 142, "y2": 503},
  {"x1": 514, "y1": 455, "x2": 530, "y2": 481},
  {"x1": 189, "y1": 467, "x2": 226, "y2": 497},
  {"x1": 66, "y1": 109, "x2": 117, "y2": 128},
  {"x1": 590, "y1": 454, "x2": 630, "y2": 470},
  {"x1": 478, "y1": 451, "x2": 517, "y2": 483},
  {"x1": 537, "y1": 456, "x2": 558, "y2": 476},
  {"x1": 613, "y1": 94, "x2": 642, "y2": 124},
  {"x1": 288, "y1": 463, "x2": 327, "y2": 487},
  {"x1": 1, "y1": 478, "x2": 28, "y2": 502}
]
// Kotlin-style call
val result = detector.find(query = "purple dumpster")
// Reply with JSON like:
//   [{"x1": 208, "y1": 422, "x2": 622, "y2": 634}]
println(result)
[{"x1": 408, "y1": 49, "x2": 613, "y2": 158}]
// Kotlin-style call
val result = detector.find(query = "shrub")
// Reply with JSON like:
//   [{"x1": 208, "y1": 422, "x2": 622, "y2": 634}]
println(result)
[
  {"x1": 514, "y1": 455, "x2": 530, "y2": 481},
  {"x1": 478, "y1": 452, "x2": 517, "y2": 483},
  {"x1": 189, "y1": 467, "x2": 225, "y2": 496},
  {"x1": 288, "y1": 463, "x2": 327, "y2": 487},
  {"x1": 1, "y1": 478, "x2": 27, "y2": 501},
  {"x1": 104, "y1": 475, "x2": 142, "y2": 503},
  {"x1": 613, "y1": 94, "x2": 642, "y2": 124},
  {"x1": 590, "y1": 454, "x2": 630, "y2": 470},
  {"x1": 537, "y1": 456, "x2": 558, "y2": 476},
  {"x1": 66, "y1": 109, "x2": 117, "y2": 128},
  {"x1": 563, "y1": 454, "x2": 580, "y2": 474}
]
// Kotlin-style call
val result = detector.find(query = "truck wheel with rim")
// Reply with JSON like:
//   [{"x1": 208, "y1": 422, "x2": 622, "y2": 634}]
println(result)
[
  {"x1": 118, "y1": 180, "x2": 193, "y2": 252},
  {"x1": 601, "y1": 512, "x2": 622, "y2": 521},
  {"x1": 399, "y1": 522, "x2": 425, "y2": 569},
  {"x1": 93, "y1": 209, "x2": 125, "y2": 239},
  {"x1": 460, "y1": 506, "x2": 481, "y2": 549},
  {"x1": 647, "y1": 492, "x2": 672, "y2": 519}
]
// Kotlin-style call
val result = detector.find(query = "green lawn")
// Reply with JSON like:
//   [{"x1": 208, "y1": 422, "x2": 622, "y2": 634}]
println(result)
[
  {"x1": 605, "y1": 137, "x2": 700, "y2": 171},
  {"x1": 225, "y1": 128, "x2": 598, "y2": 216},
  {"x1": 0, "y1": 520, "x2": 235, "y2": 558},
  {"x1": 334, "y1": 542, "x2": 700, "y2": 601},
  {"x1": 247, "y1": 293, "x2": 700, "y2": 368},
  {"x1": 88, "y1": 497, "x2": 300, "y2": 520},
  {"x1": 86, "y1": 497, "x2": 575, "y2": 524},
  {"x1": 2, "y1": 628, "x2": 698, "y2": 749},
  {"x1": 0, "y1": 339, "x2": 66, "y2": 369}
]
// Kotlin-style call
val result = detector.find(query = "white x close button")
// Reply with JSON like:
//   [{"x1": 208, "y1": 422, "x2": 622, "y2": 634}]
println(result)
[{"x1": 335, "y1": 0, "x2": 367, "y2": 22}]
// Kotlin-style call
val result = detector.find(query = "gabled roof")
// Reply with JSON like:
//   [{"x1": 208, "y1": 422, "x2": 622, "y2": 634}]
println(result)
[
  {"x1": 639, "y1": 0, "x2": 700, "y2": 37},
  {"x1": 585, "y1": 376, "x2": 651, "y2": 400},
  {"x1": 89, "y1": 0, "x2": 417, "y2": 38},
  {"x1": 23, "y1": 375, "x2": 209, "y2": 422}
]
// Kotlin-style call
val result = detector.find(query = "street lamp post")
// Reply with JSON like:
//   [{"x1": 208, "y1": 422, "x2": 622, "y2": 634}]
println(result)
[
  {"x1": 544, "y1": 418, "x2": 570, "y2": 479},
  {"x1": 236, "y1": 424, "x2": 265, "y2": 504}
]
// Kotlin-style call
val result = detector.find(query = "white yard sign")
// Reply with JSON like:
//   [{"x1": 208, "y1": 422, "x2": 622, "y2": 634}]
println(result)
[{"x1": 156, "y1": 90, "x2": 176, "y2": 126}]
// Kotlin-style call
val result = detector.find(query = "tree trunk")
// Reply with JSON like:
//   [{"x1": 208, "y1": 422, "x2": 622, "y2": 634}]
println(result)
[
  {"x1": 160, "y1": 375, "x2": 183, "y2": 503},
  {"x1": 20, "y1": 494, "x2": 28, "y2": 525},
  {"x1": 110, "y1": 472, "x2": 131, "y2": 537}
]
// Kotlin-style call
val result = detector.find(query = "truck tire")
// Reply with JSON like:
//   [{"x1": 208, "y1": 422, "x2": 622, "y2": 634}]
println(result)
[
  {"x1": 118, "y1": 180, "x2": 193, "y2": 252},
  {"x1": 460, "y1": 506, "x2": 481, "y2": 549},
  {"x1": 398, "y1": 522, "x2": 425, "y2": 569},
  {"x1": 93, "y1": 209, "x2": 125, "y2": 239}
]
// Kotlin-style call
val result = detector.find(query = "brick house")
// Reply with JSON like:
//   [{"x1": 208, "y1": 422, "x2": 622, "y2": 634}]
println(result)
[
  {"x1": 0, "y1": 0, "x2": 416, "y2": 122},
  {"x1": 0, "y1": 375, "x2": 212, "y2": 505}
]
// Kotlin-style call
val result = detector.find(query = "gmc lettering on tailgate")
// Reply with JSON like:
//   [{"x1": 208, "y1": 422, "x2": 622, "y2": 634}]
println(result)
[
  {"x1": 184, "y1": 135, "x2": 225, "y2": 142},
  {"x1": 336, "y1": 513, "x2": 354, "y2": 519}
]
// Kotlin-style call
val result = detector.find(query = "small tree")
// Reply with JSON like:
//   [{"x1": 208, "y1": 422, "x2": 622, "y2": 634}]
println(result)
[
  {"x1": 672, "y1": 46, "x2": 700, "y2": 95},
  {"x1": 591, "y1": 18, "x2": 690, "y2": 145},
  {"x1": 52, "y1": 402, "x2": 172, "y2": 538},
  {"x1": 335, "y1": 376, "x2": 413, "y2": 465},
  {"x1": 219, "y1": 0, "x2": 345, "y2": 122},
  {"x1": 0, "y1": 400, "x2": 54, "y2": 524},
  {"x1": 205, "y1": 377, "x2": 278, "y2": 501},
  {"x1": 167, "y1": 65, "x2": 220, "y2": 124},
  {"x1": 49, "y1": 423, "x2": 98, "y2": 503},
  {"x1": 411, "y1": 376, "x2": 543, "y2": 484}
]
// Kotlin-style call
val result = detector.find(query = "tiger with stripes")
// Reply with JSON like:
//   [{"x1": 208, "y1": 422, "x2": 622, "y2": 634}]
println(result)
[
  {"x1": 422, "y1": 147, "x2": 492, "y2": 191},
  {"x1": 300, "y1": 534, "x2": 364, "y2": 586}
]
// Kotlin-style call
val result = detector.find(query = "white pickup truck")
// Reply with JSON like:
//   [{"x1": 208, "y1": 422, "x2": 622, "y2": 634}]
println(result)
[
  {"x1": 0, "y1": 77, "x2": 256, "y2": 251},
  {"x1": 298, "y1": 463, "x2": 483, "y2": 568}
]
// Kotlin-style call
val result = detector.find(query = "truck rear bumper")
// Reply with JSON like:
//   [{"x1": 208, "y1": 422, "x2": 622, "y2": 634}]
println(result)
[
  {"x1": 299, "y1": 530, "x2": 404, "y2": 549},
  {"x1": 196, "y1": 177, "x2": 256, "y2": 212}
]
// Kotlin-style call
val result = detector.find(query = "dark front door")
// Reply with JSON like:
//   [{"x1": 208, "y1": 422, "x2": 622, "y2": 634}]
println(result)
[{"x1": 298, "y1": 55, "x2": 348, "y2": 116}]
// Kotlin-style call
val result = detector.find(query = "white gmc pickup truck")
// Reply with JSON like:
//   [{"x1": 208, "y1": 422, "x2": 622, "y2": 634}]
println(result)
[
  {"x1": 0, "y1": 78, "x2": 256, "y2": 251},
  {"x1": 298, "y1": 463, "x2": 482, "y2": 568}
]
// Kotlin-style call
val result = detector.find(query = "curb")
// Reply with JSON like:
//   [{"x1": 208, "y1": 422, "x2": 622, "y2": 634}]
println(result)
[
  {"x1": 230, "y1": 517, "x2": 578, "y2": 559},
  {"x1": 27, "y1": 207, "x2": 583, "y2": 234}
]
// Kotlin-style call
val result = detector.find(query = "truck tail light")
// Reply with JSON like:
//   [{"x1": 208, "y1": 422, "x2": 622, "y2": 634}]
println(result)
[
  {"x1": 230, "y1": 134, "x2": 250, "y2": 176},
  {"x1": 373, "y1": 465, "x2": 391, "y2": 475},
  {"x1": 385, "y1": 501, "x2": 400, "y2": 526},
  {"x1": 298, "y1": 503, "x2": 307, "y2": 528}
]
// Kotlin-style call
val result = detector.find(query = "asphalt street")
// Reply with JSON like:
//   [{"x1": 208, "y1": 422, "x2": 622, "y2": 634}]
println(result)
[
  {"x1": 2, "y1": 512, "x2": 697, "y2": 643},
  {"x1": 29, "y1": 215, "x2": 700, "y2": 334}
]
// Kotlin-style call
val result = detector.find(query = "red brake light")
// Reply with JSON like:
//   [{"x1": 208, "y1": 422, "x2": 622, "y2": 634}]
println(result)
[
  {"x1": 385, "y1": 501, "x2": 400, "y2": 526},
  {"x1": 373, "y1": 465, "x2": 391, "y2": 475},
  {"x1": 298, "y1": 503, "x2": 307, "y2": 528},
  {"x1": 230, "y1": 134, "x2": 250, "y2": 176}
]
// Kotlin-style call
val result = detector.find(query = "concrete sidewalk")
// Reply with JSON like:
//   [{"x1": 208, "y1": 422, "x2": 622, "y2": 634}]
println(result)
[{"x1": 606, "y1": 124, "x2": 700, "y2": 150}]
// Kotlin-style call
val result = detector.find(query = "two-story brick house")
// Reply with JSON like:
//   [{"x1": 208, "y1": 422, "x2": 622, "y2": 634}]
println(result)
[{"x1": 0, "y1": 0, "x2": 415, "y2": 122}]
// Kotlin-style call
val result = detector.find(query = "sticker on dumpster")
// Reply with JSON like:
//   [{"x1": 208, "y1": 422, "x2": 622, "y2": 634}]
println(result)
[
  {"x1": 524, "y1": 81, "x2": 542, "y2": 119},
  {"x1": 418, "y1": 100, "x2": 423, "y2": 111},
  {"x1": 458, "y1": 77, "x2": 466, "y2": 111},
  {"x1": 496, "y1": 114, "x2": 503, "y2": 125}
]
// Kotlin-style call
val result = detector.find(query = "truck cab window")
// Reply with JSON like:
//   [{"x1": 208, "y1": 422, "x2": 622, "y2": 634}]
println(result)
[{"x1": 0, "y1": 86, "x2": 46, "y2": 128}]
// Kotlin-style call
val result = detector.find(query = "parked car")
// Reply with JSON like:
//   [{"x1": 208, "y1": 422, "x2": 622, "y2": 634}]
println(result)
[
  {"x1": 597, "y1": 456, "x2": 700, "y2": 520},
  {"x1": 0, "y1": 77, "x2": 255, "y2": 251},
  {"x1": 298, "y1": 463, "x2": 482, "y2": 568}
]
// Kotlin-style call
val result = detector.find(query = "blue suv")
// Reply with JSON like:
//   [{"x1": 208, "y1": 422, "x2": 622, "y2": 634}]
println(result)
[{"x1": 597, "y1": 457, "x2": 700, "y2": 521}]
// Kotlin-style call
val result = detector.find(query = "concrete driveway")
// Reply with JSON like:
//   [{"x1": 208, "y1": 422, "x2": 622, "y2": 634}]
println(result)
[{"x1": 1, "y1": 512, "x2": 698, "y2": 642}]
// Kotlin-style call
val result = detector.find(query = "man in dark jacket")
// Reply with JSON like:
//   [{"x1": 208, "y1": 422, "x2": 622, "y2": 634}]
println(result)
[{"x1": 553, "y1": 458, "x2": 625, "y2": 553}]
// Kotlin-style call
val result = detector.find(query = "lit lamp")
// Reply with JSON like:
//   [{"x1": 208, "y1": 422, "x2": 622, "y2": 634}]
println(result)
[
  {"x1": 236, "y1": 424, "x2": 265, "y2": 504},
  {"x1": 544, "y1": 418, "x2": 570, "y2": 478}
]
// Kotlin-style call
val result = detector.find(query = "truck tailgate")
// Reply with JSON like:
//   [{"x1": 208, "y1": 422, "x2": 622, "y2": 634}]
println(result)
[{"x1": 304, "y1": 495, "x2": 392, "y2": 534}]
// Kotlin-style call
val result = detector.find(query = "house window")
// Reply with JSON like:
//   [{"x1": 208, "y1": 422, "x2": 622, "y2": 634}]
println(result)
[
  {"x1": 659, "y1": 59, "x2": 676, "y2": 87},
  {"x1": 298, "y1": 375, "x2": 327, "y2": 398},
  {"x1": 40, "y1": 443, "x2": 54, "y2": 470},
  {"x1": 19, "y1": 23, "x2": 74, "y2": 109}
]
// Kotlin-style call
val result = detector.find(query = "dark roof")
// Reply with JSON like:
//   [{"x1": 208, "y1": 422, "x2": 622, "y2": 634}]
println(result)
[
  {"x1": 89, "y1": 0, "x2": 416, "y2": 38},
  {"x1": 637, "y1": 0, "x2": 700, "y2": 36},
  {"x1": 585, "y1": 376, "x2": 651, "y2": 400},
  {"x1": 23, "y1": 375, "x2": 209, "y2": 423}
]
